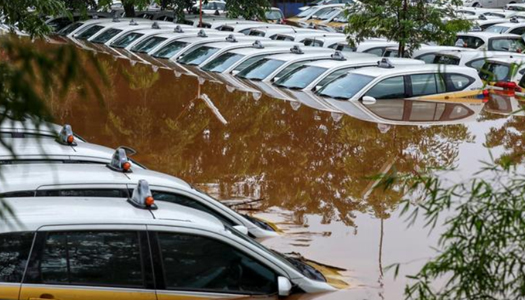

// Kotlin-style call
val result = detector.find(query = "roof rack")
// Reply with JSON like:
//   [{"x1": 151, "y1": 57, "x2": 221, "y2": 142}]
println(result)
[
  {"x1": 56, "y1": 124, "x2": 76, "y2": 146},
  {"x1": 107, "y1": 148, "x2": 132, "y2": 173},
  {"x1": 290, "y1": 45, "x2": 304, "y2": 54},
  {"x1": 377, "y1": 58, "x2": 394, "y2": 68},
  {"x1": 331, "y1": 51, "x2": 346, "y2": 61}
]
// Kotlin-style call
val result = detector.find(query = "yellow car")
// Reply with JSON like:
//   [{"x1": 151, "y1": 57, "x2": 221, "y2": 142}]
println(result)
[{"x1": 0, "y1": 181, "x2": 348, "y2": 300}]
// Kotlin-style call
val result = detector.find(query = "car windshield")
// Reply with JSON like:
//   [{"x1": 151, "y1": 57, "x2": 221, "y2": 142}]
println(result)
[
  {"x1": 297, "y1": 7, "x2": 317, "y2": 18},
  {"x1": 233, "y1": 55, "x2": 268, "y2": 71},
  {"x1": 91, "y1": 28, "x2": 123, "y2": 44},
  {"x1": 480, "y1": 62, "x2": 511, "y2": 81},
  {"x1": 202, "y1": 52, "x2": 244, "y2": 72},
  {"x1": 275, "y1": 65, "x2": 327, "y2": 89},
  {"x1": 484, "y1": 25, "x2": 510, "y2": 33},
  {"x1": 266, "y1": 10, "x2": 284, "y2": 20},
  {"x1": 131, "y1": 36, "x2": 168, "y2": 53},
  {"x1": 58, "y1": 22, "x2": 83, "y2": 36},
  {"x1": 304, "y1": 39, "x2": 324, "y2": 47},
  {"x1": 111, "y1": 32, "x2": 144, "y2": 48},
  {"x1": 178, "y1": 46, "x2": 220, "y2": 65},
  {"x1": 237, "y1": 58, "x2": 286, "y2": 80},
  {"x1": 225, "y1": 224, "x2": 326, "y2": 282},
  {"x1": 332, "y1": 12, "x2": 346, "y2": 22},
  {"x1": 152, "y1": 41, "x2": 189, "y2": 58},
  {"x1": 249, "y1": 30, "x2": 266, "y2": 37},
  {"x1": 274, "y1": 61, "x2": 310, "y2": 78},
  {"x1": 76, "y1": 25, "x2": 104, "y2": 40},
  {"x1": 316, "y1": 8, "x2": 340, "y2": 20},
  {"x1": 318, "y1": 73, "x2": 375, "y2": 99},
  {"x1": 488, "y1": 37, "x2": 525, "y2": 52}
]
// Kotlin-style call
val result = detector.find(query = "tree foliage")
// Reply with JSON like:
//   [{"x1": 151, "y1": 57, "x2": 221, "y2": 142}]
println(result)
[
  {"x1": 345, "y1": 0, "x2": 472, "y2": 57},
  {"x1": 226, "y1": 0, "x2": 270, "y2": 20},
  {"x1": 377, "y1": 156, "x2": 525, "y2": 299}
]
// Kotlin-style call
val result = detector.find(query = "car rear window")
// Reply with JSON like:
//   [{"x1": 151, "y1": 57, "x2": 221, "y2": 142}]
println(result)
[{"x1": 480, "y1": 62, "x2": 511, "y2": 81}]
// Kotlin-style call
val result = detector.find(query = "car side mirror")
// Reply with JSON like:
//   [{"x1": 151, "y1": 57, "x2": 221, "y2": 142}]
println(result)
[
  {"x1": 361, "y1": 95, "x2": 377, "y2": 105},
  {"x1": 278, "y1": 276, "x2": 293, "y2": 297},
  {"x1": 233, "y1": 225, "x2": 249, "y2": 235}
]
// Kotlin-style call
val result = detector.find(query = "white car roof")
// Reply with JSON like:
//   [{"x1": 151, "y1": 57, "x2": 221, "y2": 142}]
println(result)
[
  {"x1": 227, "y1": 45, "x2": 299, "y2": 55},
  {"x1": 155, "y1": 30, "x2": 234, "y2": 39},
  {"x1": 0, "y1": 119, "x2": 64, "y2": 137},
  {"x1": 0, "y1": 138, "x2": 135, "y2": 166},
  {"x1": 486, "y1": 22, "x2": 525, "y2": 29},
  {"x1": 267, "y1": 50, "x2": 367, "y2": 61},
  {"x1": 0, "y1": 163, "x2": 188, "y2": 193},
  {"x1": 486, "y1": 56, "x2": 525, "y2": 64},
  {"x1": 0, "y1": 197, "x2": 224, "y2": 233},
  {"x1": 349, "y1": 64, "x2": 478, "y2": 77},
  {"x1": 302, "y1": 57, "x2": 422, "y2": 68},
  {"x1": 458, "y1": 32, "x2": 521, "y2": 39}
]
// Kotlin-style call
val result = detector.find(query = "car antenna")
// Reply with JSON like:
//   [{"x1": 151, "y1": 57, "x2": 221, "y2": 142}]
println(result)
[{"x1": 290, "y1": 25, "x2": 297, "y2": 33}]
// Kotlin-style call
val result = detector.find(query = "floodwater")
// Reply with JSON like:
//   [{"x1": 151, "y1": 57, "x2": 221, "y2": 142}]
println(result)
[{"x1": 42, "y1": 41, "x2": 523, "y2": 299}]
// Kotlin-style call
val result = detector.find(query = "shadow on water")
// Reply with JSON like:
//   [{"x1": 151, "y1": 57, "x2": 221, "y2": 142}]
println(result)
[{"x1": 40, "y1": 40, "x2": 525, "y2": 299}]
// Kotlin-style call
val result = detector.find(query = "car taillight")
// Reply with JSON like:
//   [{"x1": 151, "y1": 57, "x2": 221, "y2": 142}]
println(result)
[{"x1": 495, "y1": 81, "x2": 522, "y2": 92}]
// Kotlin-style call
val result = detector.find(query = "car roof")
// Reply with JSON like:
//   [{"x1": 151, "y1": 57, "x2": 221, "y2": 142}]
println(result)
[
  {"x1": 486, "y1": 56, "x2": 525, "y2": 64},
  {"x1": 458, "y1": 32, "x2": 521, "y2": 38},
  {"x1": 302, "y1": 56, "x2": 420, "y2": 68},
  {"x1": 267, "y1": 50, "x2": 362, "y2": 61},
  {"x1": 156, "y1": 30, "x2": 233, "y2": 39},
  {"x1": 0, "y1": 163, "x2": 189, "y2": 193},
  {"x1": 0, "y1": 119, "x2": 63, "y2": 136},
  {"x1": 227, "y1": 46, "x2": 297, "y2": 55},
  {"x1": 0, "y1": 137, "x2": 123, "y2": 164},
  {"x1": 349, "y1": 64, "x2": 476, "y2": 77},
  {"x1": 0, "y1": 197, "x2": 224, "y2": 233}
]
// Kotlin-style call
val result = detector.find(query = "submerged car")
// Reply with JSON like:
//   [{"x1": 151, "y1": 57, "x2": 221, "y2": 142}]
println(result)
[
  {"x1": 0, "y1": 186, "x2": 344, "y2": 300},
  {"x1": 454, "y1": 32, "x2": 525, "y2": 52},
  {"x1": 0, "y1": 162, "x2": 280, "y2": 239},
  {"x1": 319, "y1": 63, "x2": 484, "y2": 114}
]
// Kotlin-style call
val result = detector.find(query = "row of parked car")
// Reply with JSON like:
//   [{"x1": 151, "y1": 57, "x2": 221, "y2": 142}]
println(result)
[
  {"x1": 0, "y1": 117, "x2": 351, "y2": 299},
  {"x1": 43, "y1": 13, "x2": 525, "y2": 120}
]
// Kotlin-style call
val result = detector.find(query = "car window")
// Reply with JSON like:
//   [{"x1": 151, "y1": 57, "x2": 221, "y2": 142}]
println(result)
[
  {"x1": 76, "y1": 25, "x2": 104, "y2": 39},
  {"x1": 466, "y1": 58, "x2": 488, "y2": 71},
  {"x1": 35, "y1": 189, "x2": 129, "y2": 198},
  {"x1": 510, "y1": 27, "x2": 525, "y2": 35},
  {"x1": 432, "y1": 55, "x2": 460, "y2": 66},
  {"x1": 366, "y1": 76, "x2": 406, "y2": 99},
  {"x1": 446, "y1": 74, "x2": 474, "y2": 91},
  {"x1": 416, "y1": 53, "x2": 437, "y2": 64},
  {"x1": 318, "y1": 73, "x2": 375, "y2": 99},
  {"x1": 237, "y1": 58, "x2": 285, "y2": 80},
  {"x1": 152, "y1": 191, "x2": 235, "y2": 225},
  {"x1": 91, "y1": 28, "x2": 122, "y2": 44},
  {"x1": 480, "y1": 62, "x2": 511, "y2": 82},
  {"x1": 132, "y1": 36, "x2": 168, "y2": 53},
  {"x1": 111, "y1": 32, "x2": 144, "y2": 48},
  {"x1": 157, "y1": 232, "x2": 277, "y2": 294},
  {"x1": 202, "y1": 53, "x2": 244, "y2": 72},
  {"x1": 485, "y1": 25, "x2": 509, "y2": 34},
  {"x1": 178, "y1": 46, "x2": 220, "y2": 65},
  {"x1": 152, "y1": 41, "x2": 189, "y2": 58},
  {"x1": 303, "y1": 39, "x2": 324, "y2": 47},
  {"x1": 275, "y1": 65, "x2": 327, "y2": 89},
  {"x1": 0, "y1": 232, "x2": 34, "y2": 283},
  {"x1": 363, "y1": 47, "x2": 384, "y2": 56},
  {"x1": 488, "y1": 38, "x2": 525, "y2": 52},
  {"x1": 58, "y1": 22, "x2": 83, "y2": 36},
  {"x1": 317, "y1": 68, "x2": 356, "y2": 87},
  {"x1": 410, "y1": 74, "x2": 439, "y2": 97},
  {"x1": 248, "y1": 30, "x2": 266, "y2": 37},
  {"x1": 25, "y1": 231, "x2": 144, "y2": 288},
  {"x1": 455, "y1": 36, "x2": 484, "y2": 49},
  {"x1": 239, "y1": 28, "x2": 251, "y2": 35},
  {"x1": 233, "y1": 54, "x2": 272, "y2": 72}
]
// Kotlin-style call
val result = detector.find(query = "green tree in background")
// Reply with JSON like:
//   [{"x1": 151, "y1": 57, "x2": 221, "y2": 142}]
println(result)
[
  {"x1": 226, "y1": 0, "x2": 270, "y2": 20},
  {"x1": 345, "y1": 0, "x2": 472, "y2": 57}
]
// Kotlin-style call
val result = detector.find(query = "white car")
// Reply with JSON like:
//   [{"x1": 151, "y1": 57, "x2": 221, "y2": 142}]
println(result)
[
  {"x1": 273, "y1": 55, "x2": 423, "y2": 94},
  {"x1": 0, "y1": 120, "x2": 85, "y2": 141},
  {"x1": 236, "y1": 48, "x2": 352, "y2": 82},
  {"x1": 192, "y1": 0, "x2": 227, "y2": 15},
  {"x1": 319, "y1": 64, "x2": 484, "y2": 110},
  {"x1": 0, "y1": 188, "x2": 341, "y2": 299},
  {"x1": 382, "y1": 45, "x2": 474, "y2": 62},
  {"x1": 200, "y1": 43, "x2": 305, "y2": 74},
  {"x1": 462, "y1": 0, "x2": 518, "y2": 8},
  {"x1": 479, "y1": 56, "x2": 525, "y2": 85},
  {"x1": 484, "y1": 18, "x2": 525, "y2": 34},
  {"x1": 430, "y1": 50, "x2": 522, "y2": 70},
  {"x1": 247, "y1": 26, "x2": 316, "y2": 39},
  {"x1": 303, "y1": 35, "x2": 348, "y2": 48},
  {"x1": 0, "y1": 136, "x2": 145, "y2": 169},
  {"x1": 272, "y1": 32, "x2": 344, "y2": 43},
  {"x1": 216, "y1": 22, "x2": 283, "y2": 34},
  {"x1": 286, "y1": 4, "x2": 345, "y2": 27},
  {"x1": 0, "y1": 162, "x2": 280, "y2": 238},
  {"x1": 177, "y1": 38, "x2": 296, "y2": 67},
  {"x1": 454, "y1": 32, "x2": 525, "y2": 52}
]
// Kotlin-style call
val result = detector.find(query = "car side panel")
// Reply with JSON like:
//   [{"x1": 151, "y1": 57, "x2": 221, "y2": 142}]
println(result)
[
  {"x1": 0, "y1": 283, "x2": 20, "y2": 300},
  {"x1": 19, "y1": 285, "x2": 156, "y2": 300}
]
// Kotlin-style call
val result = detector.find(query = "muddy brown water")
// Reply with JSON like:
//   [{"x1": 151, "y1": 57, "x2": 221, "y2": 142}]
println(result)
[{"x1": 41, "y1": 41, "x2": 523, "y2": 299}]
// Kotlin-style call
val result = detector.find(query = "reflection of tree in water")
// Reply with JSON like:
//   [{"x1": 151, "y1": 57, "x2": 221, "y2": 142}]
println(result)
[
  {"x1": 485, "y1": 116, "x2": 525, "y2": 164},
  {"x1": 49, "y1": 52, "x2": 475, "y2": 228}
]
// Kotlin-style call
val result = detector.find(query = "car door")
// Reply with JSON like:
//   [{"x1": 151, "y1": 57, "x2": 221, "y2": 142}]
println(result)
[
  {"x1": 0, "y1": 231, "x2": 35, "y2": 300},
  {"x1": 19, "y1": 225, "x2": 156, "y2": 300},
  {"x1": 365, "y1": 75, "x2": 408, "y2": 99},
  {"x1": 149, "y1": 226, "x2": 281, "y2": 300}
]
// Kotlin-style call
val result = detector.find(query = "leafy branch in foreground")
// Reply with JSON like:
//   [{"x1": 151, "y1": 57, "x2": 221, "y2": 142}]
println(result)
[{"x1": 376, "y1": 156, "x2": 525, "y2": 299}]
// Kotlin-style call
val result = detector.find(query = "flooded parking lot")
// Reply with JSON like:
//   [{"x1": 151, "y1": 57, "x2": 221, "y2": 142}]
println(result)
[{"x1": 43, "y1": 45, "x2": 523, "y2": 299}]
